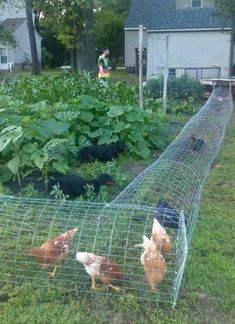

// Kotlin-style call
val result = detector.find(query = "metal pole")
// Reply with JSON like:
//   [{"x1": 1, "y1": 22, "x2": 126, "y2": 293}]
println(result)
[
  {"x1": 163, "y1": 36, "x2": 169, "y2": 113},
  {"x1": 139, "y1": 25, "x2": 144, "y2": 111}
]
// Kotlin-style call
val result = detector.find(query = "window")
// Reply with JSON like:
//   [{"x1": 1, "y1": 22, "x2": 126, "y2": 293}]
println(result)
[
  {"x1": 0, "y1": 48, "x2": 7, "y2": 64},
  {"x1": 169, "y1": 69, "x2": 176, "y2": 78},
  {"x1": 192, "y1": 0, "x2": 202, "y2": 8}
]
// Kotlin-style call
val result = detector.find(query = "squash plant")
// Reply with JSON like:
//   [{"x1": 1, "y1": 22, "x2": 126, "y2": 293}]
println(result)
[{"x1": 0, "y1": 76, "x2": 167, "y2": 184}]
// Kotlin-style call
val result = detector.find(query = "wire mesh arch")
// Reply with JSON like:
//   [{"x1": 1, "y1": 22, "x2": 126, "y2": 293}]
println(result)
[{"x1": 0, "y1": 87, "x2": 233, "y2": 308}]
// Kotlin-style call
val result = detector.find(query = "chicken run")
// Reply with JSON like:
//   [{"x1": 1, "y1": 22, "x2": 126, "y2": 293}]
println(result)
[{"x1": 0, "y1": 87, "x2": 233, "y2": 308}]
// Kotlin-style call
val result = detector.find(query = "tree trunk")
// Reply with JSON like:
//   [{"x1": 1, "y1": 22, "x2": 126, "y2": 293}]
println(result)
[
  {"x1": 70, "y1": 48, "x2": 78, "y2": 72},
  {"x1": 110, "y1": 59, "x2": 117, "y2": 71},
  {"x1": 25, "y1": 0, "x2": 40, "y2": 75},
  {"x1": 229, "y1": 28, "x2": 235, "y2": 76},
  {"x1": 84, "y1": 1, "x2": 96, "y2": 72},
  {"x1": 76, "y1": 46, "x2": 85, "y2": 71}
]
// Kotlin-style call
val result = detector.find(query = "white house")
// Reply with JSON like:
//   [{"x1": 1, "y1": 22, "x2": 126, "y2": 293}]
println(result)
[
  {"x1": 0, "y1": 0, "x2": 41, "y2": 71},
  {"x1": 125, "y1": 0, "x2": 234, "y2": 79}
]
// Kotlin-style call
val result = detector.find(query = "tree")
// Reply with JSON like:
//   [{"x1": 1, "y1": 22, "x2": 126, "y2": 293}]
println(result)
[
  {"x1": 40, "y1": 31, "x2": 68, "y2": 69},
  {"x1": 95, "y1": 12, "x2": 124, "y2": 70},
  {"x1": 95, "y1": 0, "x2": 132, "y2": 69},
  {"x1": 99, "y1": 0, "x2": 131, "y2": 16},
  {"x1": 34, "y1": 0, "x2": 96, "y2": 72},
  {"x1": 84, "y1": 0, "x2": 96, "y2": 72},
  {"x1": 25, "y1": 0, "x2": 40, "y2": 74},
  {"x1": 0, "y1": 0, "x2": 16, "y2": 46},
  {"x1": 214, "y1": 0, "x2": 235, "y2": 23},
  {"x1": 0, "y1": 25, "x2": 16, "y2": 45},
  {"x1": 213, "y1": 0, "x2": 235, "y2": 75}
]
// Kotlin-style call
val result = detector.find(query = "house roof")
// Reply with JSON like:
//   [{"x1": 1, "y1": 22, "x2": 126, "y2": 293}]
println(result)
[
  {"x1": 125, "y1": 0, "x2": 232, "y2": 31},
  {"x1": 125, "y1": 0, "x2": 175, "y2": 29},
  {"x1": 1, "y1": 18, "x2": 25, "y2": 32}
]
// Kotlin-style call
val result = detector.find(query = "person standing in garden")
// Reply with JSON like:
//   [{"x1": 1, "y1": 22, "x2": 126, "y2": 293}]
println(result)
[{"x1": 98, "y1": 48, "x2": 110, "y2": 87}]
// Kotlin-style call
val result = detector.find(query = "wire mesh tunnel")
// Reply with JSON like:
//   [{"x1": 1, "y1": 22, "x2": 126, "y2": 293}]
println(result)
[
  {"x1": 0, "y1": 87, "x2": 233, "y2": 308},
  {"x1": 113, "y1": 87, "x2": 233, "y2": 241}
]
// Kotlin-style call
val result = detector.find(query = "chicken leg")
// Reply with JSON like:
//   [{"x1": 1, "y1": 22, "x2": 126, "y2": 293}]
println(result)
[
  {"x1": 48, "y1": 266, "x2": 57, "y2": 278},
  {"x1": 91, "y1": 276, "x2": 98, "y2": 291},
  {"x1": 108, "y1": 284, "x2": 122, "y2": 292}
]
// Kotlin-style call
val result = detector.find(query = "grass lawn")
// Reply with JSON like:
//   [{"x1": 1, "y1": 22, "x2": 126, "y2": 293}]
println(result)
[{"x1": 0, "y1": 99, "x2": 234, "y2": 323}]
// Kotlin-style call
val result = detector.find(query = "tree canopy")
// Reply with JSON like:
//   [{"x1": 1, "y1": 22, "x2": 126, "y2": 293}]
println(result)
[
  {"x1": 0, "y1": 0, "x2": 16, "y2": 45},
  {"x1": 214, "y1": 0, "x2": 235, "y2": 29},
  {"x1": 34, "y1": 0, "x2": 132, "y2": 70}
]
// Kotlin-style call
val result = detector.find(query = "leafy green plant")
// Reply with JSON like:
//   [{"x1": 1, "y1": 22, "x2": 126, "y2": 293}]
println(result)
[
  {"x1": 50, "y1": 184, "x2": 69, "y2": 201},
  {"x1": 0, "y1": 74, "x2": 167, "y2": 184},
  {"x1": 145, "y1": 74, "x2": 203, "y2": 101},
  {"x1": 1, "y1": 73, "x2": 137, "y2": 106}
]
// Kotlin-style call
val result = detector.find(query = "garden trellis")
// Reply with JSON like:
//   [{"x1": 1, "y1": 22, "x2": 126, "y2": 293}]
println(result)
[{"x1": 0, "y1": 87, "x2": 233, "y2": 308}]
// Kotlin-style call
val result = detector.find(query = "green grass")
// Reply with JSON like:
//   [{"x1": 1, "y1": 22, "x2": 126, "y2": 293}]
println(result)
[{"x1": 0, "y1": 108, "x2": 234, "y2": 323}]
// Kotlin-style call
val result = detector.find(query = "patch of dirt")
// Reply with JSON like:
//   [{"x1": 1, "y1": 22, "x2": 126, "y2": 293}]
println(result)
[
  {"x1": 122, "y1": 162, "x2": 149, "y2": 178},
  {"x1": 169, "y1": 122, "x2": 186, "y2": 130},
  {"x1": 122, "y1": 151, "x2": 162, "y2": 179}
]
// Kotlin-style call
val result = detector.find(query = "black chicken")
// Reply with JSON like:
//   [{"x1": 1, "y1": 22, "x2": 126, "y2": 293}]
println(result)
[
  {"x1": 133, "y1": 200, "x2": 185, "y2": 229},
  {"x1": 48, "y1": 174, "x2": 114, "y2": 198},
  {"x1": 78, "y1": 141, "x2": 125, "y2": 163},
  {"x1": 155, "y1": 200, "x2": 181, "y2": 229},
  {"x1": 189, "y1": 135, "x2": 207, "y2": 153}
]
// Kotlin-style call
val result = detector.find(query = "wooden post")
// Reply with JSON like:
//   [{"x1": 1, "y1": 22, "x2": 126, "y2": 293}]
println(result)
[
  {"x1": 139, "y1": 25, "x2": 144, "y2": 111},
  {"x1": 163, "y1": 36, "x2": 169, "y2": 113}
]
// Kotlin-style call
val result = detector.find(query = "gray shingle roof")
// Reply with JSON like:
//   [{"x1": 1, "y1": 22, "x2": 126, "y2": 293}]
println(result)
[
  {"x1": 125, "y1": 0, "x2": 232, "y2": 30},
  {"x1": 1, "y1": 18, "x2": 25, "y2": 32},
  {"x1": 125, "y1": 0, "x2": 175, "y2": 28}
]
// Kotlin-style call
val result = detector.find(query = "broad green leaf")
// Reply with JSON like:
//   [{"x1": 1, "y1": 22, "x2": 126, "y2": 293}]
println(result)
[
  {"x1": 107, "y1": 106, "x2": 125, "y2": 118},
  {"x1": 43, "y1": 139, "x2": 67, "y2": 151},
  {"x1": 0, "y1": 137, "x2": 12, "y2": 152},
  {"x1": 22, "y1": 143, "x2": 38, "y2": 154},
  {"x1": 39, "y1": 119, "x2": 70, "y2": 136},
  {"x1": 7, "y1": 156, "x2": 21, "y2": 175},
  {"x1": 89, "y1": 128, "x2": 103, "y2": 138},
  {"x1": 79, "y1": 95, "x2": 97, "y2": 107},
  {"x1": 0, "y1": 167, "x2": 13, "y2": 183},
  {"x1": 54, "y1": 111, "x2": 80, "y2": 121},
  {"x1": 0, "y1": 126, "x2": 23, "y2": 152},
  {"x1": 126, "y1": 111, "x2": 143, "y2": 122},
  {"x1": 137, "y1": 141, "x2": 151, "y2": 159},
  {"x1": 52, "y1": 161, "x2": 67, "y2": 174},
  {"x1": 34, "y1": 154, "x2": 47, "y2": 170},
  {"x1": 98, "y1": 116, "x2": 110, "y2": 126},
  {"x1": 114, "y1": 122, "x2": 126, "y2": 133},
  {"x1": 80, "y1": 111, "x2": 94, "y2": 123}
]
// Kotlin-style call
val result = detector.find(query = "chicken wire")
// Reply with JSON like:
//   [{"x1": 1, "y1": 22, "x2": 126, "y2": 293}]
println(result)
[
  {"x1": 113, "y1": 87, "x2": 233, "y2": 242},
  {"x1": 0, "y1": 87, "x2": 233, "y2": 308},
  {"x1": 0, "y1": 197, "x2": 186, "y2": 308}
]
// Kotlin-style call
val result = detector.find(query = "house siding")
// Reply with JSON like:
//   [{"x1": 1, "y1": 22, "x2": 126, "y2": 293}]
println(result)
[
  {"x1": 147, "y1": 30, "x2": 232, "y2": 79},
  {"x1": 13, "y1": 19, "x2": 41, "y2": 65},
  {"x1": 125, "y1": 30, "x2": 148, "y2": 68}
]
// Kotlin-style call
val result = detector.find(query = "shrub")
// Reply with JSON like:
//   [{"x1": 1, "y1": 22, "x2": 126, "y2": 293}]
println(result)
[{"x1": 145, "y1": 74, "x2": 203, "y2": 101}]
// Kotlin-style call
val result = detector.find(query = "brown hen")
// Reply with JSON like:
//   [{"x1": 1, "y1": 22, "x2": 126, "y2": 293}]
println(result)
[
  {"x1": 76, "y1": 252, "x2": 124, "y2": 291},
  {"x1": 152, "y1": 218, "x2": 172, "y2": 253},
  {"x1": 135, "y1": 235, "x2": 167, "y2": 291},
  {"x1": 29, "y1": 228, "x2": 78, "y2": 278}
]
